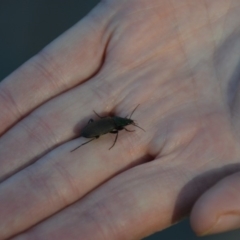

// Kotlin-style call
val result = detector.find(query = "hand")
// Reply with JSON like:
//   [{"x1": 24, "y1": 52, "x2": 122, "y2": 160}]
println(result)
[{"x1": 1, "y1": 0, "x2": 240, "y2": 239}]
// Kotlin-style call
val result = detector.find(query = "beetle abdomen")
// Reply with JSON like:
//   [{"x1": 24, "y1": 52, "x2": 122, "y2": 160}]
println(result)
[{"x1": 81, "y1": 118, "x2": 115, "y2": 138}]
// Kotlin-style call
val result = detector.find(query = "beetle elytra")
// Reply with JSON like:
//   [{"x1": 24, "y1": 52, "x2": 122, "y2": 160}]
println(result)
[{"x1": 71, "y1": 105, "x2": 144, "y2": 152}]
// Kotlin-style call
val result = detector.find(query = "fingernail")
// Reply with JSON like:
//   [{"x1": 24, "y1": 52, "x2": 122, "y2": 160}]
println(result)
[{"x1": 200, "y1": 214, "x2": 240, "y2": 236}]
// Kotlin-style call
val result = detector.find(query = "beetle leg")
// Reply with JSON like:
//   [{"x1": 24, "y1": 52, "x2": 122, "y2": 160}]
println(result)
[
  {"x1": 116, "y1": 126, "x2": 124, "y2": 131},
  {"x1": 110, "y1": 130, "x2": 118, "y2": 134},
  {"x1": 88, "y1": 119, "x2": 94, "y2": 124},
  {"x1": 71, "y1": 137, "x2": 98, "y2": 152},
  {"x1": 93, "y1": 110, "x2": 106, "y2": 119},
  {"x1": 124, "y1": 127, "x2": 135, "y2": 132},
  {"x1": 109, "y1": 131, "x2": 119, "y2": 150}
]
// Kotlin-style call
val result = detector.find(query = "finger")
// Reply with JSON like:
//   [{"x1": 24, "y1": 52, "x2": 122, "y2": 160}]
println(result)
[
  {"x1": 232, "y1": 86, "x2": 240, "y2": 138},
  {"x1": 191, "y1": 171, "x2": 240, "y2": 236},
  {"x1": 0, "y1": 3, "x2": 116, "y2": 181},
  {"x1": 0, "y1": 126, "x2": 148, "y2": 239},
  {"x1": 0, "y1": 3, "x2": 109, "y2": 135},
  {"x1": 10, "y1": 162, "x2": 190, "y2": 240},
  {"x1": 0, "y1": 67, "x2": 150, "y2": 182}
]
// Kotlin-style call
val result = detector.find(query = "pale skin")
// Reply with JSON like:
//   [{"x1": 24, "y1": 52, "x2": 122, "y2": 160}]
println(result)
[{"x1": 1, "y1": 0, "x2": 240, "y2": 239}]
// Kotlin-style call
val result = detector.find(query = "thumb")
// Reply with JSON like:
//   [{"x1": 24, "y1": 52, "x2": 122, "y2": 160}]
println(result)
[{"x1": 190, "y1": 171, "x2": 240, "y2": 236}]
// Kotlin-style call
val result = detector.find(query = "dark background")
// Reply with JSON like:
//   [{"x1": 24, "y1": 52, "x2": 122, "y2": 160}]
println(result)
[{"x1": 0, "y1": 1, "x2": 240, "y2": 239}]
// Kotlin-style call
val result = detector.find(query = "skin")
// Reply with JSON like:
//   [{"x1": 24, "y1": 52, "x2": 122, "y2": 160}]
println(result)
[{"x1": 1, "y1": 0, "x2": 240, "y2": 239}]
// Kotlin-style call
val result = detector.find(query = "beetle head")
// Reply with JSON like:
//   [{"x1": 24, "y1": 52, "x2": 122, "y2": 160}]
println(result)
[
  {"x1": 120, "y1": 105, "x2": 145, "y2": 131},
  {"x1": 113, "y1": 116, "x2": 145, "y2": 131},
  {"x1": 113, "y1": 116, "x2": 134, "y2": 127}
]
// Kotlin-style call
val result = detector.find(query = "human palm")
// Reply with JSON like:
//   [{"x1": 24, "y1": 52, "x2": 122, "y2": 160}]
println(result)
[{"x1": 1, "y1": 0, "x2": 240, "y2": 239}]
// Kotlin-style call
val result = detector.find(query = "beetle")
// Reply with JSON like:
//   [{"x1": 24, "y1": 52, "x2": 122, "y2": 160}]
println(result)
[{"x1": 71, "y1": 105, "x2": 144, "y2": 152}]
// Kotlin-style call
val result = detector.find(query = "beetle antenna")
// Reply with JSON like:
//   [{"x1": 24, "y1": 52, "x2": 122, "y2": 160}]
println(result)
[
  {"x1": 133, "y1": 123, "x2": 145, "y2": 131},
  {"x1": 129, "y1": 104, "x2": 140, "y2": 119}
]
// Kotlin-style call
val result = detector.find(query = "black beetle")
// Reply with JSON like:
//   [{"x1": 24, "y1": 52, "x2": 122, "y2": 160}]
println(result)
[{"x1": 71, "y1": 105, "x2": 144, "y2": 152}]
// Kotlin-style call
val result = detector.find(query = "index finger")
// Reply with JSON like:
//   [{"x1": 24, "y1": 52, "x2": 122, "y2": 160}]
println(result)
[{"x1": 0, "y1": 3, "x2": 108, "y2": 135}]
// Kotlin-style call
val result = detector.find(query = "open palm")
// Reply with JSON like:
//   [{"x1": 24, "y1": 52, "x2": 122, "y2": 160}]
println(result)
[{"x1": 1, "y1": 0, "x2": 240, "y2": 239}]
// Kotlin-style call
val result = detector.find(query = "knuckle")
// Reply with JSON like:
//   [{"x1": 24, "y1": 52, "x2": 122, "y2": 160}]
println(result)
[
  {"x1": 30, "y1": 49, "x2": 64, "y2": 90},
  {"x1": 20, "y1": 111, "x2": 57, "y2": 148}
]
